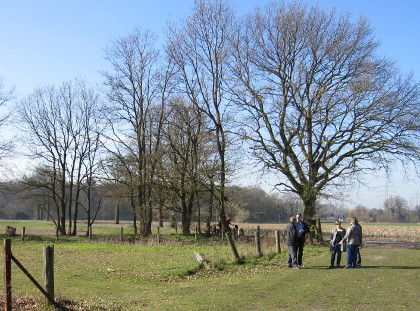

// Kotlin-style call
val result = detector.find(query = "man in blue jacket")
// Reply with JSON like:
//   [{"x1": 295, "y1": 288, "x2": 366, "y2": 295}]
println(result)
[{"x1": 296, "y1": 213, "x2": 310, "y2": 267}]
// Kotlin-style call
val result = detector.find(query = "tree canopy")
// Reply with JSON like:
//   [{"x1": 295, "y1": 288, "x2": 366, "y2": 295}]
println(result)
[
  {"x1": 229, "y1": 1, "x2": 420, "y2": 225},
  {"x1": 3, "y1": 1, "x2": 420, "y2": 236}
]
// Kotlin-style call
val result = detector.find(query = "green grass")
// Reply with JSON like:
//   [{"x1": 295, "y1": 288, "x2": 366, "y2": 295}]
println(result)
[
  {"x1": 1, "y1": 240, "x2": 419, "y2": 310},
  {"x1": 0, "y1": 220, "x2": 419, "y2": 310}
]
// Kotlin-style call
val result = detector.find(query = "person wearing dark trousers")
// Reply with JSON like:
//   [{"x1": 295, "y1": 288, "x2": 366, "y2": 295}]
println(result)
[
  {"x1": 356, "y1": 224, "x2": 363, "y2": 267},
  {"x1": 339, "y1": 217, "x2": 363, "y2": 268},
  {"x1": 295, "y1": 213, "x2": 310, "y2": 267},
  {"x1": 286, "y1": 216, "x2": 299, "y2": 268},
  {"x1": 329, "y1": 221, "x2": 346, "y2": 268}
]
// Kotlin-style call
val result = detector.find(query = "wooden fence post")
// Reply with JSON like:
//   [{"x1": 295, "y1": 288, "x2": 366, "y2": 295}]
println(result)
[
  {"x1": 4, "y1": 239, "x2": 12, "y2": 311},
  {"x1": 275, "y1": 230, "x2": 281, "y2": 254},
  {"x1": 255, "y1": 226, "x2": 262, "y2": 257},
  {"x1": 195, "y1": 226, "x2": 198, "y2": 242},
  {"x1": 120, "y1": 227, "x2": 124, "y2": 242},
  {"x1": 316, "y1": 217, "x2": 324, "y2": 243},
  {"x1": 225, "y1": 232, "x2": 241, "y2": 261},
  {"x1": 22, "y1": 227, "x2": 26, "y2": 241},
  {"x1": 157, "y1": 226, "x2": 161, "y2": 243},
  {"x1": 44, "y1": 245, "x2": 54, "y2": 307},
  {"x1": 4, "y1": 239, "x2": 57, "y2": 308}
]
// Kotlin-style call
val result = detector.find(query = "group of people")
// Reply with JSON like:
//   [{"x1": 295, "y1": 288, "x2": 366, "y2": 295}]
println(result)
[
  {"x1": 286, "y1": 214, "x2": 363, "y2": 269},
  {"x1": 214, "y1": 217, "x2": 235, "y2": 235},
  {"x1": 330, "y1": 217, "x2": 363, "y2": 268},
  {"x1": 285, "y1": 213, "x2": 309, "y2": 268}
]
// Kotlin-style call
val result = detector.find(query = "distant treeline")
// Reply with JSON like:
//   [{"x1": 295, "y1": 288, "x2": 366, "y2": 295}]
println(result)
[
  {"x1": 0, "y1": 181, "x2": 305, "y2": 224},
  {"x1": 1, "y1": 181, "x2": 418, "y2": 232}
]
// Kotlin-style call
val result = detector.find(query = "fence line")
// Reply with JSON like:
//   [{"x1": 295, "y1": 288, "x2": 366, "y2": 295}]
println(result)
[{"x1": 3, "y1": 239, "x2": 58, "y2": 310}]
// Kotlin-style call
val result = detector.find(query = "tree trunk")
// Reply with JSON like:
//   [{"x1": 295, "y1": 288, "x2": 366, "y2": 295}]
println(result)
[
  {"x1": 72, "y1": 203, "x2": 78, "y2": 236},
  {"x1": 139, "y1": 202, "x2": 153, "y2": 237},
  {"x1": 303, "y1": 197, "x2": 323, "y2": 244},
  {"x1": 115, "y1": 202, "x2": 120, "y2": 225},
  {"x1": 181, "y1": 210, "x2": 192, "y2": 236},
  {"x1": 316, "y1": 217, "x2": 324, "y2": 242},
  {"x1": 181, "y1": 193, "x2": 194, "y2": 236},
  {"x1": 158, "y1": 199, "x2": 164, "y2": 227},
  {"x1": 204, "y1": 179, "x2": 214, "y2": 235},
  {"x1": 59, "y1": 213, "x2": 66, "y2": 235},
  {"x1": 129, "y1": 195, "x2": 138, "y2": 237},
  {"x1": 85, "y1": 196, "x2": 91, "y2": 237},
  {"x1": 72, "y1": 185, "x2": 81, "y2": 236},
  {"x1": 196, "y1": 192, "x2": 201, "y2": 235}
]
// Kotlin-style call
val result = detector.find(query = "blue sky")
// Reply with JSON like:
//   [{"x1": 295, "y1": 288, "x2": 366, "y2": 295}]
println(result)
[{"x1": 0, "y1": 0, "x2": 419, "y2": 209}]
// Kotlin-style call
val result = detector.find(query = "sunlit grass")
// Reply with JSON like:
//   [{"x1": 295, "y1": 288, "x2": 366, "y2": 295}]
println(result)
[{"x1": 0, "y1": 220, "x2": 419, "y2": 310}]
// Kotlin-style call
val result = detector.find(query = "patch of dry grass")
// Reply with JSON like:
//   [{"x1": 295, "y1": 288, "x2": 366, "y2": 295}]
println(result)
[
  {"x1": 235, "y1": 222, "x2": 420, "y2": 243},
  {"x1": 321, "y1": 223, "x2": 420, "y2": 242},
  {"x1": 2, "y1": 220, "x2": 419, "y2": 244}
]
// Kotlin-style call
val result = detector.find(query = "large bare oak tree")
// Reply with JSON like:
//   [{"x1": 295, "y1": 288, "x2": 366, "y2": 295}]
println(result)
[{"x1": 230, "y1": 2, "x2": 420, "y2": 232}]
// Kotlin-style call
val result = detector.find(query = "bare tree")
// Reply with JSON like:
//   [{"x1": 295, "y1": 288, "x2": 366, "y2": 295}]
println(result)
[
  {"x1": 20, "y1": 166, "x2": 59, "y2": 224},
  {"x1": 230, "y1": 2, "x2": 420, "y2": 234},
  {"x1": 168, "y1": 0, "x2": 232, "y2": 230},
  {"x1": 72, "y1": 90, "x2": 104, "y2": 236},
  {"x1": 383, "y1": 195, "x2": 409, "y2": 222},
  {"x1": 415, "y1": 205, "x2": 420, "y2": 222},
  {"x1": 161, "y1": 96, "x2": 215, "y2": 235},
  {"x1": 167, "y1": 0, "x2": 240, "y2": 258},
  {"x1": 0, "y1": 77, "x2": 15, "y2": 165},
  {"x1": 19, "y1": 79, "x2": 103, "y2": 234},
  {"x1": 100, "y1": 153, "x2": 140, "y2": 234},
  {"x1": 102, "y1": 27, "x2": 170, "y2": 237}
]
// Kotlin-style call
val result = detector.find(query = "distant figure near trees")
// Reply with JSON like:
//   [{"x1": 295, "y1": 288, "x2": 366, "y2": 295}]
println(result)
[{"x1": 215, "y1": 217, "x2": 234, "y2": 234}]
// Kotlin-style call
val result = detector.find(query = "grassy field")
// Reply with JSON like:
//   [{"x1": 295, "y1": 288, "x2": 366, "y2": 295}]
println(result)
[
  {"x1": 0, "y1": 220, "x2": 419, "y2": 310},
  {"x1": 238, "y1": 222, "x2": 420, "y2": 243},
  {"x1": 3, "y1": 219, "x2": 420, "y2": 242}
]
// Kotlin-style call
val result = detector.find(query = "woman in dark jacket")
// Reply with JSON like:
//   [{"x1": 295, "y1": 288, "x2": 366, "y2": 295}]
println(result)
[{"x1": 329, "y1": 221, "x2": 346, "y2": 268}]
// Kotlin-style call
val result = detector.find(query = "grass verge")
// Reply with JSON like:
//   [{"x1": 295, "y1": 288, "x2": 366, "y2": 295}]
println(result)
[{"x1": 1, "y1": 238, "x2": 419, "y2": 310}]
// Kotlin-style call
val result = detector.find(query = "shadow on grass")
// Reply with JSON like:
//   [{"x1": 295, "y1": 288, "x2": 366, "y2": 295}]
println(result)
[
  {"x1": 308, "y1": 265, "x2": 420, "y2": 270},
  {"x1": 356, "y1": 265, "x2": 420, "y2": 269}
]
